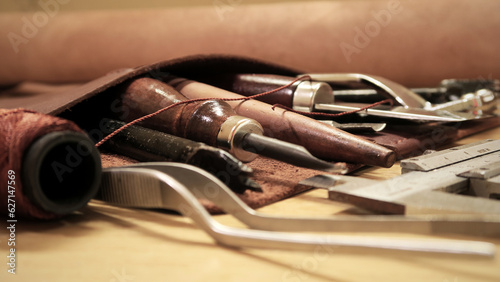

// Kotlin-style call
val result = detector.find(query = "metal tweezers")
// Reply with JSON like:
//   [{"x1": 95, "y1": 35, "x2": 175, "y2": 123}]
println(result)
[{"x1": 96, "y1": 162, "x2": 497, "y2": 257}]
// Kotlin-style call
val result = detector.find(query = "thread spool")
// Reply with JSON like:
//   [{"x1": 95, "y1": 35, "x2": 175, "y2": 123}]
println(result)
[{"x1": 0, "y1": 109, "x2": 102, "y2": 219}]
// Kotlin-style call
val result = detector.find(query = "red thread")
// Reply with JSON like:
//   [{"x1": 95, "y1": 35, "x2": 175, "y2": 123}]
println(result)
[
  {"x1": 95, "y1": 75, "x2": 311, "y2": 147},
  {"x1": 0, "y1": 108, "x2": 83, "y2": 219}
]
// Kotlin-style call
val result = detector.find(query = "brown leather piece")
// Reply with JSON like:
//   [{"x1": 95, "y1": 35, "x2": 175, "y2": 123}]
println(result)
[
  {"x1": 360, "y1": 123, "x2": 459, "y2": 159},
  {"x1": 358, "y1": 117, "x2": 500, "y2": 160}
]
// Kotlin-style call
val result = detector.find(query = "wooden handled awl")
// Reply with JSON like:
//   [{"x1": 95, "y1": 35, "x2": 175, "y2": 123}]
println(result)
[
  {"x1": 117, "y1": 77, "x2": 345, "y2": 173},
  {"x1": 196, "y1": 73, "x2": 334, "y2": 112},
  {"x1": 165, "y1": 76, "x2": 396, "y2": 168}
]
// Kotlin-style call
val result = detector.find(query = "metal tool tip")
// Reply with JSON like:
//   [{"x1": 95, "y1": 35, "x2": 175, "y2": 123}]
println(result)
[
  {"x1": 323, "y1": 162, "x2": 349, "y2": 174},
  {"x1": 242, "y1": 133, "x2": 351, "y2": 173},
  {"x1": 242, "y1": 177, "x2": 263, "y2": 192},
  {"x1": 229, "y1": 175, "x2": 262, "y2": 194},
  {"x1": 239, "y1": 163, "x2": 254, "y2": 174},
  {"x1": 299, "y1": 174, "x2": 338, "y2": 189}
]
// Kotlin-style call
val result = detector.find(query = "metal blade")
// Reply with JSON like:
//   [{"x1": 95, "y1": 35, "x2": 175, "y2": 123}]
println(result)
[
  {"x1": 321, "y1": 120, "x2": 386, "y2": 132},
  {"x1": 242, "y1": 133, "x2": 348, "y2": 173},
  {"x1": 304, "y1": 73, "x2": 430, "y2": 109},
  {"x1": 315, "y1": 102, "x2": 471, "y2": 122}
]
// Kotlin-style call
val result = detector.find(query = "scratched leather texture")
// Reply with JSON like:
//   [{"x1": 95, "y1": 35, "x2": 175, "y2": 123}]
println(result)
[{"x1": 2, "y1": 54, "x2": 499, "y2": 213}]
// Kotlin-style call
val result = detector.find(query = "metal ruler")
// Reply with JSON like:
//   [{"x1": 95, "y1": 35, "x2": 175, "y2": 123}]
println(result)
[{"x1": 301, "y1": 139, "x2": 500, "y2": 215}]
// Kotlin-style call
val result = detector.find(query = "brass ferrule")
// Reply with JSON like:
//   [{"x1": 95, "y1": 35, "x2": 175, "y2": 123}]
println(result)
[
  {"x1": 216, "y1": 116, "x2": 264, "y2": 162},
  {"x1": 292, "y1": 80, "x2": 334, "y2": 112}
]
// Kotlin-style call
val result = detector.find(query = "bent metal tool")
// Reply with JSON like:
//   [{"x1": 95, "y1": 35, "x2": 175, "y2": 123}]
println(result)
[
  {"x1": 95, "y1": 162, "x2": 496, "y2": 256},
  {"x1": 331, "y1": 78, "x2": 500, "y2": 106},
  {"x1": 304, "y1": 73, "x2": 493, "y2": 122},
  {"x1": 301, "y1": 139, "x2": 500, "y2": 215}
]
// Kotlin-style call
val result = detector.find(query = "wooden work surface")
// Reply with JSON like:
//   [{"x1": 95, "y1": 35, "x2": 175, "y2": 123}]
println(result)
[{"x1": 2, "y1": 127, "x2": 500, "y2": 282}]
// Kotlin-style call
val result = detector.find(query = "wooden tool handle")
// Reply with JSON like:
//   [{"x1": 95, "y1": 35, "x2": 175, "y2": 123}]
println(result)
[
  {"x1": 202, "y1": 74, "x2": 296, "y2": 107},
  {"x1": 119, "y1": 77, "x2": 235, "y2": 146}
]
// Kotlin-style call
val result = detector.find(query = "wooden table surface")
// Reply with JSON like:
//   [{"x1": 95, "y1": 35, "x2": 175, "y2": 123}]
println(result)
[{"x1": 2, "y1": 126, "x2": 500, "y2": 282}]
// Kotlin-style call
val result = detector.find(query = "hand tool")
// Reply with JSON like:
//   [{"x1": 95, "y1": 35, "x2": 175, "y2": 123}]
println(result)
[
  {"x1": 332, "y1": 88, "x2": 497, "y2": 117},
  {"x1": 99, "y1": 119, "x2": 259, "y2": 193},
  {"x1": 116, "y1": 77, "x2": 345, "y2": 173},
  {"x1": 333, "y1": 78, "x2": 500, "y2": 105},
  {"x1": 301, "y1": 139, "x2": 500, "y2": 215},
  {"x1": 196, "y1": 73, "x2": 336, "y2": 112},
  {"x1": 425, "y1": 89, "x2": 497, "y2": 114},
  {"x1": 314, "y1": 101, "x2": 476, "y2": 122},
  {"x1": 100, "y1": 162, "x2": 500, "y2": 238},
  {"x1": 95, "y1": 162, "x2": 496, "y2": 256},
  {"x1": 164, "y1": 76, "x2": 397, "y2": 168},
  {"x1": 306, "y1": 73, "x2": 498, "y2": 121},
  {"x1": 199, "y1": 73, "x2": 495, "y2": 122}
]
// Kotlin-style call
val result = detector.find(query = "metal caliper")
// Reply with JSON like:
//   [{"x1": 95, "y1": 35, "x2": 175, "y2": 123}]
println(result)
[{"x1": 302, "y1": 139, "x2": 500, "y2": 215}]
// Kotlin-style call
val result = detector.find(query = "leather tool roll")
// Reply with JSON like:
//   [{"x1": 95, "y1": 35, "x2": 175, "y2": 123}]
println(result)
[{"x1": 3, "y1": 54, "x2": 500, "y2": 213}]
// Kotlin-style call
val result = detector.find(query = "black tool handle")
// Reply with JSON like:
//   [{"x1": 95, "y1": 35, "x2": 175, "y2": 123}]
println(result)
[
  {"x1": 100, "y1": 119, "x2": 258, "y2": 193},
  {"x1": 101, "y1": 119, "x2": 202, "y2": 163}
]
